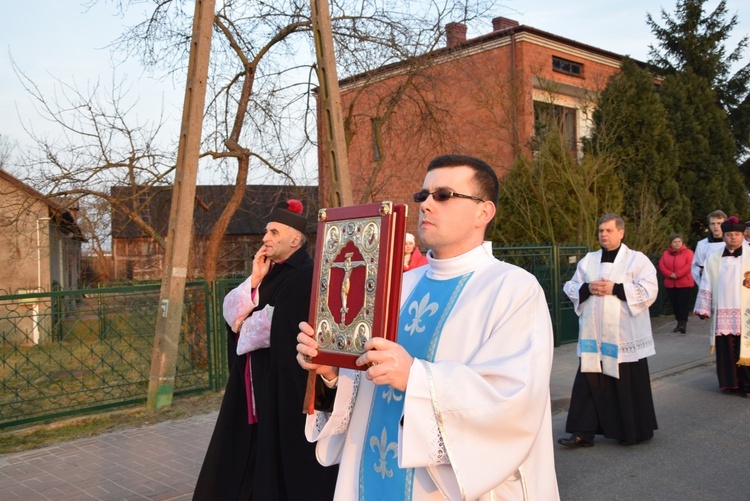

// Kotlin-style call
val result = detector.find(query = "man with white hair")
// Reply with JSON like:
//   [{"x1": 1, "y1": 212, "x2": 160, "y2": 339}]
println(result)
[{"x1": 194, "y1": 199, "x2": 338, "y2": 500}]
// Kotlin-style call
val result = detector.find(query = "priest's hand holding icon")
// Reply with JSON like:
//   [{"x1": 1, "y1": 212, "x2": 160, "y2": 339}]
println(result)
[
  {"x1": 356, "y1": 338, "x2": 414, "y2": 392},
  {"x1": 296, "y1": 321, "x2": 339, "y2": 382}
]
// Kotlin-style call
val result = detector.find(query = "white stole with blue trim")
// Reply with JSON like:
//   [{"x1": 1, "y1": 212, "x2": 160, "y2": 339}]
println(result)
[
  {"x1": 359, "y1": 272, "x2": 472, "y2": 500},
  {"x1": 579, "y1": 246, "x2": 633, "y2": 378}
]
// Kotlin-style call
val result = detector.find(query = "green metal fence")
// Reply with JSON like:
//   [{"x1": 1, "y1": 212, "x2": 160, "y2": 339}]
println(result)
[
  {"x1": 492, "y1": 245, "x2": 589, "y2": 346},
  {"x1": 491, "y1": 245, "x2": 682, "y2": 346},
  {"x1": 0, "y1": 282, "x2": 229, "y2": 429},
  {"x1": 0, "y1": 250, "x2": 681, "y2": 429}
]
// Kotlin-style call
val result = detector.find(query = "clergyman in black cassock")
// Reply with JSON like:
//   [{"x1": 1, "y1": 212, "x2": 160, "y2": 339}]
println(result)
[{"x1": 193, "y1": 200, "x2": 337, "y2": 500}]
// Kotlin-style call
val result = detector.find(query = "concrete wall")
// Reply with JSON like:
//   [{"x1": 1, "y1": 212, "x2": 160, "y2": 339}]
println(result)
[{"x1": 0, "y1": 177, "x2": 52, "y2": 295}]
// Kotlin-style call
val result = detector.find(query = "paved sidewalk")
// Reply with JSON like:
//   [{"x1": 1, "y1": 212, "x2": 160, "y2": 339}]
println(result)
[
  {"x1": 0, "y1": 413, "x2": 217, "y2": 500},
  {"x1": 550, "y1": 314, "x2": 714, "y2": 412},
  {"x1": 0, "y1": 315, "x2": 714, "y2": 500}
]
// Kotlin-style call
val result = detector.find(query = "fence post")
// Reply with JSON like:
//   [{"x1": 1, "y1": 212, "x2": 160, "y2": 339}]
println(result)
[{"x1": 552, "y1": 245, "x2": 561, "y2": 347}]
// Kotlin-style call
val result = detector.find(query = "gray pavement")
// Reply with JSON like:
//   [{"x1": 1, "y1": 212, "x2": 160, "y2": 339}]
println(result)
[{"x1": 0, "y1": 315, "x2": 716, "y2": 500}]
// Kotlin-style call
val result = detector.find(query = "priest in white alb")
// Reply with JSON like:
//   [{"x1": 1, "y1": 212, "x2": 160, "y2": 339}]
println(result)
[
  {"x1": 693, "y1": 216, "x2": 750, "y2": 398},
  {"x1": 296, "y1": 155, "x2": 559, "y2": 500},
  {"x1": 558, "y1": 213, "x2": 658, "y2": 449}
]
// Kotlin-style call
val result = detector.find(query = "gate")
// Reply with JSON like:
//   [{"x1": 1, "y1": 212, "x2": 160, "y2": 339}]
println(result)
[{"x1": 492, "y1": 245, "x2": 588, "y2": 346}]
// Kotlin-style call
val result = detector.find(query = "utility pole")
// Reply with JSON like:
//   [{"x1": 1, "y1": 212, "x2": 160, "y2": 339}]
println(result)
[
  {"x1": 311, "y1": 0, "x2": 353, "y2": 207},
  {"x1": 147, "y1": 0, "x2": 215, "y2": 411}
]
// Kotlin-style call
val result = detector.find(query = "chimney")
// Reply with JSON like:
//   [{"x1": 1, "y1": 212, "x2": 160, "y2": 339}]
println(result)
[
  {"x1": 492, "y1": 17, "x2": 519, "y2": 32},
  {"x1": 445, "y1": 22, "x2": 468, "y2": 48}
]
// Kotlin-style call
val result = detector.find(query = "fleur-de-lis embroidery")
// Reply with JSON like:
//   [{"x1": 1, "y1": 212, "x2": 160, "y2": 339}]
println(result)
[
  {"x1": 405, "y1": 293, "x2": 438, "y2": 335},
  {"x1": 370, "y1": 427, "x2": 399, "y2": 479},
  {"x1": 381, "y1": 386, "x2": 403, "y2": 404}
]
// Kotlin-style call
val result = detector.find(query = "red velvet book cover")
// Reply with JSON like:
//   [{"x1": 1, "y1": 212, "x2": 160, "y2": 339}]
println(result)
[{"x1": 309, "y1": 201, "x2": 407, "y2": 370}]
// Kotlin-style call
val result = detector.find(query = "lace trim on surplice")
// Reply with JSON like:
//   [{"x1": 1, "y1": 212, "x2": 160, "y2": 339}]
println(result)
[
  {"x1": 694, "y1": 289, "x2": 712, "y2": 316},
  {"x1": 332, "y1": 371, "x2": 360, "y2": 435},
  {"x1": 629, "y1": 281, "x2": 649, "y2": 304},
  {"x1": 428, "y1": 418, "x2": 449, "y2": 466},
  {"x1": 715, "y1": 308, "x2": 741, "y2": 335},
  {"x1": 619, "y1": 336, "x2": 654, "y2": 354}
]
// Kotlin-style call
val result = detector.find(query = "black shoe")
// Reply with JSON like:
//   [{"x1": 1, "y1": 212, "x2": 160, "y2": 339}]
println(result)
[
  {"x1": 672, "y1": 324, "x2": 681, "y2": 333},
  {"x1": 679, "y1": 326, "x2": 686, "y2": 333},
  {"x1": 557, "y1": 434, "x2": 594, "y2": 449}
]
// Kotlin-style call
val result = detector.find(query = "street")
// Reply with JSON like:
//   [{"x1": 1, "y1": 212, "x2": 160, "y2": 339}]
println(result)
[
  {"x1": 554, "y1": 361, "x2": 750, "y2": 500},
  {"x1": 1, "y1": 324, "x2": 748, "y2": 501}
]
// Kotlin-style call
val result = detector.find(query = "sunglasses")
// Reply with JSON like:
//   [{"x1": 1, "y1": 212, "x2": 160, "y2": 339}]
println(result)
[{"x1": 413, "y1": 188, "x2": 485, "y2": 203}]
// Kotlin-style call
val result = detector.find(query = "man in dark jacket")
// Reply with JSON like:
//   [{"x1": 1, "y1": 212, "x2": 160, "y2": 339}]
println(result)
[{"x1": 193, "y1": 199, "x2": 337, "y2": 500}]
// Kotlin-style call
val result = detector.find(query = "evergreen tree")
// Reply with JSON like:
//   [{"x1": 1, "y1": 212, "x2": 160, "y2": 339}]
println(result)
[
  {"x1": 659, "y1": 70, "x2": 747, "y2": 222},
  {"x1": 647, "y1": 0, "x2": 750, "y2": 154},
  {"x1": 493, "y1": 126, "x2": 623, "y2": 248},
  {"x1": 588, "y1": 59, "x2": 688, "y2": 234}
]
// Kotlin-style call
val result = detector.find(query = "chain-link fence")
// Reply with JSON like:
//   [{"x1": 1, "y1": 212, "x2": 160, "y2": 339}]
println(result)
[
  {"x1": 0, "y1": 282, "x2": 227, "y2": 429},
  {"x1": 0, "y1": 249, "x2": 681, "y2": 429}
]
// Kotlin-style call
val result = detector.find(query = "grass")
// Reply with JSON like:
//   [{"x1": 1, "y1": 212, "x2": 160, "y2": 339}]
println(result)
[
  {"x1": 1, "y1": 295, "x2": 214, "y2": 426},
  {"x1": 0, "y1": 285, "x2": 226, "y2": 453},
  {"x1": 0, "y1": 390, "x2": 223, "y2": 454}
]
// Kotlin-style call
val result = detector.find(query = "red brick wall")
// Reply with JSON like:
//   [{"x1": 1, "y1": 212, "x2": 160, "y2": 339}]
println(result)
[{"x1": 320, "y1": 32, "x2": 622, "y2": 238}]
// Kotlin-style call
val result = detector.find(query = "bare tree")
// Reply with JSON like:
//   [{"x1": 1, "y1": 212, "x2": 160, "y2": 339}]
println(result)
[
  {"x1": 95, "y1": 0, "x2": 497, "y2": 279},
  {"x1": 0, "y1": 134, "x2": 15, "y2": 171},
  {"x1": 13, "y1": 62, "x2": 176, "y2": 253},
  {"x1": 14, "y1": 0, "x2": 497, "y2": 280}
]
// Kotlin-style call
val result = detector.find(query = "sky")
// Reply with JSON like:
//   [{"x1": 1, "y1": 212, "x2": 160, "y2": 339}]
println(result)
[{"x1": 1, "y1": 0, "x2": 748, "y2": 183}]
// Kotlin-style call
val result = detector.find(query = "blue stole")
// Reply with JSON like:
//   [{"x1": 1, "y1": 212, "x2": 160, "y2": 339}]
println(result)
[{"x1": 359, "y1": 271, "x2": 472, "y2": 500}]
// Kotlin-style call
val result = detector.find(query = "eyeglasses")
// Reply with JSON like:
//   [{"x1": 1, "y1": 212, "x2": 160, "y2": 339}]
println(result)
[{"x1": 413, "y1": 188, "x2": 485, "y2": 203}]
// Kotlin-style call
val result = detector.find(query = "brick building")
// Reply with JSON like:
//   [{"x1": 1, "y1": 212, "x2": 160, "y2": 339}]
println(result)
[
  {"x1": 0, "y1": 169, "x2": 85, "y2": 295},
  {"x1": 0, "y1": 169, "x2": 85, "y2": 344},
  {"x1": 320, "y1": 17, "x2": 632, "y2": 236},
  {"x1": 111, "y1": 185, "x2": 318, "y2": 281}
]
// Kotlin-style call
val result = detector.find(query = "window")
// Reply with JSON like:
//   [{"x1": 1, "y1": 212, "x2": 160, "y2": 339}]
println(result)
[
  {"x1": 552, "y1": 56, "x2": 583, "y2": 77},
  {"x1": 533, "y1": 101, "x2": 578, "y2": 155}
]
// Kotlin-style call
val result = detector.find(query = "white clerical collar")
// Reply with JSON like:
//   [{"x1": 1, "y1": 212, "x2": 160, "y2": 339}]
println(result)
[{"x1": 425, "y1": 244, "x2": 493, "y2": 279}]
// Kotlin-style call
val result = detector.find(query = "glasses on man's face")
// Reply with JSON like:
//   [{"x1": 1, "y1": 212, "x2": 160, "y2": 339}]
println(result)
[{"x1": 413, "y1": 188, "x2": 485, "y2": 203}]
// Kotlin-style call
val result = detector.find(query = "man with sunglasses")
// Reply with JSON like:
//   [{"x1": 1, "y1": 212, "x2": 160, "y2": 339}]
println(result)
[{"x1": 296, "y1": 154, "x2": 559, "y2": 500}]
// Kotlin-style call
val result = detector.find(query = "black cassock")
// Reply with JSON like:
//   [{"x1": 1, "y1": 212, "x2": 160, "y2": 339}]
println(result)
[{"x1": 193, "y1": 244, "x2": 338, "y2": 500}]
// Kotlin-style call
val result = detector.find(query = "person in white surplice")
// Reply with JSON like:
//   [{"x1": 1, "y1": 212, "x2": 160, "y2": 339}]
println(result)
[
  {"x1": 693, "y1": 216, "x2": 750, "y2": 398},
  {"x1": 691, "y1": 210, "x2": 726, "y2": 285},
  {"x1": 295, "y1": 154, "x2": 559, "y2": 500},
  {"x1": 557, "y1": 214, "x2": 658, "y2": 449}
]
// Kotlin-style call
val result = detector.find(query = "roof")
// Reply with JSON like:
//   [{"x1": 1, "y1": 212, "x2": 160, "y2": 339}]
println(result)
[
  {"x1": 0, "y1": 168, "x2": 86, "y2": 241},
  {"x1": 110, "y1": 185, "x2": 319, "y2": 238},
  {"x1": 338, "y1": 23, "x2": 643, "y2": 89}
]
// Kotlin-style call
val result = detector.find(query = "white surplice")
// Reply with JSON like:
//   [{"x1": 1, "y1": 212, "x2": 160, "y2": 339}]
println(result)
[
  {"x1": 691, "y1": 237, "x2": 725, "y2": 285},
  {"x1": 693, "y1": 243, "x2": 750, "y2": 339},
  {"x1": 305, "y1": 245, "x2": 559, "y2": 500},
  {"x1": 562, "y1": 245, "x2": 658, "y2": 364}
]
